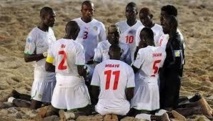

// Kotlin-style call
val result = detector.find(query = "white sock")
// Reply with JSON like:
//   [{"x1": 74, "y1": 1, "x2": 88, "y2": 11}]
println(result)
[
  {"x1": 135, "y1": 113, "x2": 151, "y2": 120},
  {"x1": 155, "y1": 109, "x2": 167, "y2": 116},
  {"x1": 7, "y1": 97, "x2": 15, "y2": 103},
  {"x1": 64, "y1": 112, "x2": 75, "y2": 119}
]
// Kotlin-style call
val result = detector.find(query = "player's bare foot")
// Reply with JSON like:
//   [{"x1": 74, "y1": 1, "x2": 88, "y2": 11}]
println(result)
[
  {"x1": 59, "y1": 110, "x2": 75, "y2": 121},
  {"x1": 161, "y1": 113, "x2": 170, "y2": 121},
  {"x1": 111, "y1": 114, "x2": 118, "y2": 121},
  {"x1": 103, "y1": 114, "x2": 112, "y2": 121},
  {"x1": 171, "y1": 110, "x2": 186, "y2": 121},
  {"x1": 197, "y1": 96, "x2": 212, "y2": 117}
]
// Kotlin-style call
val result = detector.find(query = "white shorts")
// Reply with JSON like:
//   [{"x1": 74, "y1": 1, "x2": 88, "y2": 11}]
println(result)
[
  {"x1": 131, "y1": 77, "x2": 159, "y2": 111},
  {"x1": 51, "y1": 75, "x2": 91, "y2": 110},
  {"x1": 95, "y1": 100, "x2": 130, "y2": 116},
  {"x1": 31, "y1": 69, "x2": 56, "y2": 103}
]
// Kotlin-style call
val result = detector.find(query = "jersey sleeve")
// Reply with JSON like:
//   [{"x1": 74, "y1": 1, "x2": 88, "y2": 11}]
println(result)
[
  {"x1": 98, "y1": 22, "x2": 106, "y2": 42},
  {"x1": 75, "y1": 43, "x2": 85, "y2": 65},
  {"x1": 125, "y1": 46, "x2": 132, "y2": 65},
  {"x1": 91, "y1": 65, "x2": 100, "y2": 86},
  {"x1": 135, "y1": 27, "x2": 143, "y2": 46},
  {"x1": 126, "y1": 65, "x2": 135, "y2": 88},
  {"x1": 24, "y1": 30, "x2": 36, "y2": 55},
  {"x1": 93, "y1": 47, "x2": 102, "y2": 62},
  {"x1": 132, "y1": 49, "x2": 145, "y2": 69}
]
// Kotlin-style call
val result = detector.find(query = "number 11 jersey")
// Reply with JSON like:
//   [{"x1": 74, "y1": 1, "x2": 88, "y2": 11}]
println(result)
[{"x1": 91, "y1": 59, "x2": 135, "y2": 108}]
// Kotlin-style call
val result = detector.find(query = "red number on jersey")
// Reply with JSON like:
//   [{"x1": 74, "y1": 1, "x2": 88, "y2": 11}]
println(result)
[
  {"x1": 83, "y1": 31, "x2": 88, "y2": 39},
  {"x1": 125, "y1": 35, "x2": 134, "y2": 43},
  {"x1": 151, "y1": 60, "x2": 161, "y2": 76},
  {"x1": 58, "y1": 50, "x2": 67, "y2": 70},
  {"x1": 104, "y1": 70, "x2": 120, "y2": 90}
]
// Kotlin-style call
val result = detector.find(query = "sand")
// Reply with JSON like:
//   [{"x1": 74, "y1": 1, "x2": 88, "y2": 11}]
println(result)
[{"x1": 0, "y1": 0, "x2": 212, "y2": 120}]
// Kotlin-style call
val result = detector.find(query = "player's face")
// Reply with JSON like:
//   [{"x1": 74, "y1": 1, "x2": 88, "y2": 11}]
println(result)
[
  {"x1": 81, "y1": 3, "x2": 94, "y2": 22},
  {"x1": 139, "y1": 31, "x2": 147, "y2": 48},
  {"x1": 43, "y1": 11, "x2": 56, "y2": 27},
  {"x1": 107, "y1": 30, "x2": 119, "y2": 45},
  {"x1": 125, "y1": 6, "x2": 137, "y2": 21},
  {"x1": 139, "y1": 12, "x2": 151, "y2": 27},
  {"x1": 162, "y1": 18, "x2": 170, "y2": 34},
  {"x1": 160, "y1": 10, "x2": 167, "y2": 25}
]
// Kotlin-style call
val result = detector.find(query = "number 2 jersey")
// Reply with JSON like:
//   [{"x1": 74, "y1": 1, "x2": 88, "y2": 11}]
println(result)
[
  {"x1": 91, "y1": 59, "x2": 135, "y2": 109},
  {"x1": 133, "y1": 46, "x2": 166, "y2": 79},
  {"x1": 46, "y1": 38, "x2": 85, "y2": 77},
  {"x1": 73, "y1": 18, "x2": 106, "y2": 63}
]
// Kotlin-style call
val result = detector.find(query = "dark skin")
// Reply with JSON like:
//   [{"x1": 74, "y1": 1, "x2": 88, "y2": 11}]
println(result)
[
  {"x1": 125, "y1": 5, "x2": 138, "y2": 26},
  {"x1": 91, "y1": 46, "x2": 134, "y2": 105},
  {"x1": 81, "y1": 2, "x2": 94, "y2": 23},
  {"x1": 107, "y1": 25, "x2": 120, "y2": 45},
  {"x1": 24, "y1": 10, "x2": 56, "y2": 62},
  {"x1": 139, "y1": 10, "x2": 154, "y2": 28}
]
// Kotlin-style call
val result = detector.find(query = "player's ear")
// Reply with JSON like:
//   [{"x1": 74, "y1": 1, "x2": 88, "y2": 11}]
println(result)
[{"x1": 150, "y1": 14, "x2": 153, "y2": 19}]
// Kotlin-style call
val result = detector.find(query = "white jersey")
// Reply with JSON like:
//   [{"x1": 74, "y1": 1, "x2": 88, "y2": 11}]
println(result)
[
  {"x1": 47, "y1": 38, "x2": 85, "y2": 77},
  {"x1": 156, "y1": 29, "x2": 185, "y2": 49},
  {"x1": 91, "y1": 59, "x2": 135, "y2": 113},
  {"x1": 136, "y1": 24, "x2": 164, "y2": 47},
  {"x1": 24, "y1": 27, "x2": 56, "y2": 71},
  {"x1": 93, "y1": 40, "x2": 131, "y2": 64},
  {"x1": 133, "y1": 46, "x2": 166, "y2": 78},
  {"x1": 73, "y1": 18, "x2": 106, "y2": 63},
  {"x1": 116, "y1": 20, "x2": 143, "y2": 61},
  {"x1": 131, "y1": 46, "x2": 166, "y2": 110}
]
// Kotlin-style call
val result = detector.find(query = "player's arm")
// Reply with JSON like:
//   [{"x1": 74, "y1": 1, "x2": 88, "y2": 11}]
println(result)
[
  {"x1": 125, "y1": 46, "x2": 132, "y2": 65},
  {"x1": 24, "y1": 34, "x2": 46, "y2": 62},
  {"x1": 126, "y1": 87, "x2": 134, "y2": 101},
  {"x1": 126, "y1": 66, "x2": 135, "y2": 101},
  {"x1": 24, "y1": 53, "x2": 46, "y2": 62},
  {"x1": 132, "y1": 49, "x2": 144, "y2": 73},
  {"x1": 45, "y1": 54, "x2": 55, "y2": 72},
  {"x1": 90, "y1": 66, "x2": 100, "y2": 105}
]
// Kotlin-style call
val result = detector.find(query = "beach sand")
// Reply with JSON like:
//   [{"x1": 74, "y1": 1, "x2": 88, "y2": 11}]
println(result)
[{"x1": 0, "y1": 0, "x2": 212, "y2": 120}]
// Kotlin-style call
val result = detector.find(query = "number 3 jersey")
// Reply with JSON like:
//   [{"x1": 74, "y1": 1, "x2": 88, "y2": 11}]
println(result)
[
  {"x1": 73, "y1": 18, "x2": 106, "y2": 63},
  {"x1": 91, "y1": 59, "x2": 135, "y2": 108},
  {"x1": 133, "y1": 46, "x2": 166, "y2": 79},
  {"x1": 46, "y1": 38, "x2": 85, "y2": 76}
]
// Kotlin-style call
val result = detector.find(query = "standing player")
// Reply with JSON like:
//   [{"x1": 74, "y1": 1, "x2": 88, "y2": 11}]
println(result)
[
  {"x1": 91, "y1": 45, "x2": 135, "y2": 117},
  {"x1": 135, "y1": 7, "x2": 163, "y2": 47},
  {"x1": 160, "y1": 15, "x2": 184, "y2": 110},
  {"x1": 157, "y1": 5, "x2": 185, "y2": 50},
  {"x1": 8, "y1": 7, "x2": 57, "y2": 109},
  {"x1": 93, "y1": 25, "x2": 131, "y2": 65},
  {"x1": 73, "y1": 0, "x2": 106, "y2": 64},
  {"x1": 73, "y1": 0, "x2": 106, "y2": 82},
  {"x1": 45, "y1": 21, "x2": 91, "y2": 115},
  {"x1": 116, "y1": 2, "x2": 142, "y2": 61},
  {"x1": 131, "y1": 28, "x2": 166, "y2": 114}
]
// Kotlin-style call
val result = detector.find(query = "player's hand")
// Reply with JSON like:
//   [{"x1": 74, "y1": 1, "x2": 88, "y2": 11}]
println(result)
[{"x1": 43, "y1": 52, "x2": 47, "y2": 57}]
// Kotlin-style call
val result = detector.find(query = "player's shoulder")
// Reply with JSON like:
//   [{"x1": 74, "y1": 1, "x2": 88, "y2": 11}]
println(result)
[
  {"x1": 115, "y1": 20, "x2": 126, "y2": 27},
  {"x1": 98, "y1": 40, "x2": 109, "y2": 47},
  {"x1": 153, "y1": 23, "x2": 163, "y2": 29},
  {"x1": 92, "y1": 18, "x2": 104, "y2": 26},
  {"x1": 72, "y1": 17, "x2": 81, "y2": 22}
]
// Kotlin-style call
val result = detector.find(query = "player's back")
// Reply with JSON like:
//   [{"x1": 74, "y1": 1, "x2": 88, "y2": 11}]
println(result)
[
  {"x1": 51, "y1": 38, "x2": 84, "y2": 76},
  {"x1": 139, "y1": 46, "x2": 166, "y2": 78},
  {"x1": 95, "y1": 59, "x2": 134, "y2": 105}
]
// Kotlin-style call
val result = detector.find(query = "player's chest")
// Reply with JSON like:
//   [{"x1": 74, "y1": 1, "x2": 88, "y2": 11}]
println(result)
[{"x1": 78, "y1": 24, "x2": 100, "y2": 39}]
